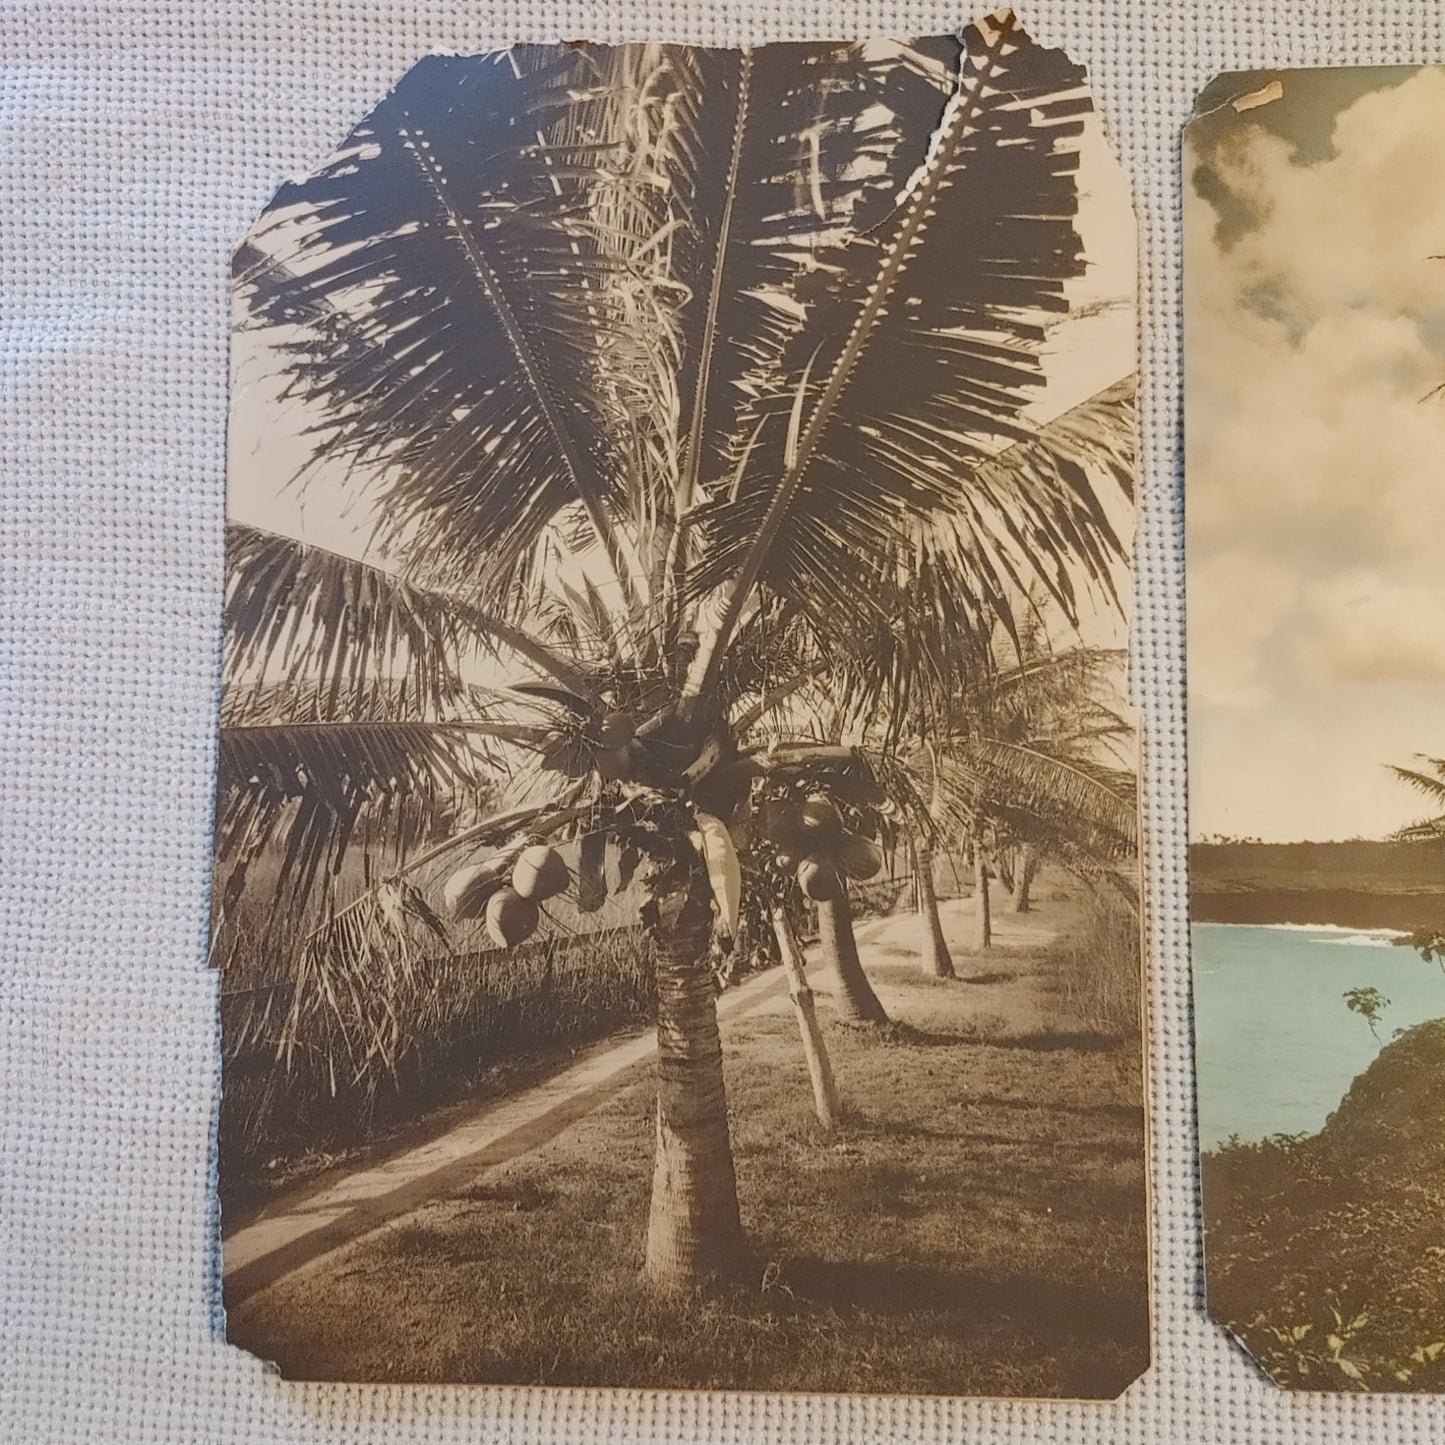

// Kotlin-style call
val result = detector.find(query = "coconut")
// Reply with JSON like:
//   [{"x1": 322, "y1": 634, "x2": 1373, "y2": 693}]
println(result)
[
  {"x1": 485, "y1": 887, "x2": 540, "y2": 948},
  {"x1": 692, "y1": 756, "x2": 761, "y2": 822},
  {"x1": 799, "y1": 793, "x2": 843, "y2": 838},
  {"x1": 442, "y1": 857, "x2": 508, "y2": 921},
  {"x1": 759, "y1": 798, "x2": 804, "y2": 848},
  {"x1": 839, "y1": 832, "x2": 884, "y2": 882},
  {"x1": 595, "y1": 741, "x2": 634, "y2": 781},
  {"x1": 796, "y1": 859, "x2": 842, "y2": 902},
  {"x1": 597, "y1": 710, "x2": 636, "y2": 750},
  {"x1": 511, "y1": 843, "x2": 569, "y2": 901}
]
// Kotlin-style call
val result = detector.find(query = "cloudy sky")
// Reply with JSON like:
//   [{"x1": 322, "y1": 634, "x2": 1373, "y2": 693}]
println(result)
[{"x1": 1186, "y1": 65, "x2": 1445, "y2": 842}]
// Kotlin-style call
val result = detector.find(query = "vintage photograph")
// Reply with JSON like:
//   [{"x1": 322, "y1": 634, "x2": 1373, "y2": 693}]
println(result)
[
  {"x1": 1186, "y1": 65, "x2": 1445, "y2": 1391},
  {"x1": 212, "y1": 13, "x2": 1146, "y2": 1394}
]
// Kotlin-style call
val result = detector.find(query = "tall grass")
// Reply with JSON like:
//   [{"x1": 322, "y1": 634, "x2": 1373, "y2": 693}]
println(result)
[
  {"x1": 1050, "y1": 885, "x2": 1141, "y2": 1040},
  {"x1": 219, "y1": 920, "x2": 656, "y2": 1198}
]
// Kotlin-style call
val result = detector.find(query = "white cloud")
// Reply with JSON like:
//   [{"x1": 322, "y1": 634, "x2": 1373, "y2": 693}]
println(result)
[
  {"x1": 1305, "y1": 568, "x2": 1445, "y2": 683},
  {"x1": 1187, "y1": 549, "x2": 1301, "y2": 708},
  {"x1": 1186, "y1": 66, "x2": 1445, "y2": 838},
  {"x1": 1207, "y1": 69, "x2": 1445, "y2": 326}
]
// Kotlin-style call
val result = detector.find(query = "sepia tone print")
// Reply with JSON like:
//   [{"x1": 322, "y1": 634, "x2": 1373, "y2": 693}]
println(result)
[
  {"x1": 1187, "y1": 65, "x2": 1445, "y2": 1391},
  {"x1": 213, "y1": 12, "x2": 1146, "y2": 1394}
]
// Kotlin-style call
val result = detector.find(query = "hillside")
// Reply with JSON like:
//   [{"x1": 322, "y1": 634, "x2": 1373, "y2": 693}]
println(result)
[
  {"x1": 1190, "y1": 841, "x2": 1445, "y2": 928},
  {"x1": 1202, "y1": 1019, "x2": 1445, "y2": 1391}
]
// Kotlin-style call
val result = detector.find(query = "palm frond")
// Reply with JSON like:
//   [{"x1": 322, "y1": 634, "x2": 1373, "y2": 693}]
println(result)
[
  {"x1": 266, "y1": 782, "x2": 604, "y2": 1095},
  {"x1": 933, "y1": 738, "x2": 1137, "y2": 854},
  {"x1": 214, "y1": 715, "x2": 497, "y2": 934},
  {"x1": 1389, "y1": 756, "x2": 1445, "y2": 842},
  {"x1": 221, "y1": 675, "x2": 510, "y2": 728},
  {"x1": 275, "y1": 878, "x2": 450, "y2": 1090},
  {"x1": 1392, "y1": 820, "x2": 1445, "y2": 844},
  {"x1": 241, "y1": 46, "x2": 671, "y2": 597},
  {"x1": 1390, "y1": 758, "x2": 1445, "y2": 805},
  {"x1": 792, "y1": 379, "x2": 1134, "y2": 741},
  {"x1": 664, "y1": 42, "x2": 944, "y2": 503},
  {"x1": 689, "y1": 13, "x2": 1103, "y2": 676},
  {"x1": 224, "y1": 522, "x2": 598, "y2": 707}
]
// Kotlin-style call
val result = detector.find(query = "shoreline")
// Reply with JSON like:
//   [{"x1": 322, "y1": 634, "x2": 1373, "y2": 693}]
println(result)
[{"x1": 1190, "y1": 888, "x2": 1445, "y2": 931}]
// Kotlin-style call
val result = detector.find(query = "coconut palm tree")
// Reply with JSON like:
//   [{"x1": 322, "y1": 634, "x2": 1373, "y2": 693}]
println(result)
[
  {"x1": 747, "y1": 752, "x2": 907, "y2": 1025},
  {"x1": 787, "y1": 377, "x2": 1135, "y2": 975},
  {"x1": 734, "y1": 377, "x2": 1137, "y2": 1001},
  {"x1": 1012, "y1": 841, "x2": 1040, "y2": 913},
  {"x1": 218, "y1": 16, "x2": 1130, "y2": 1294},
  {"x1": 920, "y1": 637, "x2": 1139, "y2": 955}
]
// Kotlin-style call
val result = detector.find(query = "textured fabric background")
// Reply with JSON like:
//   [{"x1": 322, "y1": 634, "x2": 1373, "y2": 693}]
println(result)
[{"x1": 4, "y1": 2, "x2": 1445, "y2": 1440}]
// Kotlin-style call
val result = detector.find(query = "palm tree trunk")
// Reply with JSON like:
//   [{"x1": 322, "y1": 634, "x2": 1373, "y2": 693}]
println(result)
[
  {"x1": 770, "y1": 906, "x2": 840, "y2": 1131},
  {"x1": 1012, "y1": 843, "x2": 1037, "y2": 914},
  {"x1": 642, "y1": 865, "x2": 743, "y2": 1293},
  {"x1": 972, "y1": 848, "x2": 992, "y2": 952},
  {"x1": 913, "y1": 840, "x2": 956, "y2": 980},
  {"x1": 818, "y1": 891, "x2": 888, "y2": 1025}
]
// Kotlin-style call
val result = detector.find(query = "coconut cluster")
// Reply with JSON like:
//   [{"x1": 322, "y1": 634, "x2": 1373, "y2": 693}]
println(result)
[
  {"x1": 442, "y1": 842, "x2": 570, "y2": 947},
  {"x1": 441, "y1": 780, "x2": 884, "y2": 952},
  {"x1": 759, "y1": 792, "x2": 883, "y2": 903}
]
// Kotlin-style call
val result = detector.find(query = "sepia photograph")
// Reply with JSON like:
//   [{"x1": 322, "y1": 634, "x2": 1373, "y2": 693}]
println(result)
[
  {"x1": 1186, "y1": 65, "x2": 1445, "y2": 1392},
  {"x1": 211, "y1": 12, "x2": 1146, "y2": 1395}
]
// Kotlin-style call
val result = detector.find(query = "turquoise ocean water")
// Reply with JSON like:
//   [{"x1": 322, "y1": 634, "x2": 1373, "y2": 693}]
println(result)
[{"x1": 1192, "y1": 922, "x2": 1445, "y2": 1149}]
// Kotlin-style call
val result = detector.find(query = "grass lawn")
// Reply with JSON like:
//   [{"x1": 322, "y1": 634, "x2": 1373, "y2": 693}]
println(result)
[{"x1": 227, "y1": 893, "x2": 1149, "y2": 1398}]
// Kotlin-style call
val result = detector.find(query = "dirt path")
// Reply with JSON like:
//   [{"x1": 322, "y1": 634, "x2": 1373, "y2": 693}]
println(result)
[
  {"x1": 223, "y1": 908, "x2": 937, "y2": 1307},
  {"x1": 224, "y1": 891, "x2": 1072, "y2": 1310}
]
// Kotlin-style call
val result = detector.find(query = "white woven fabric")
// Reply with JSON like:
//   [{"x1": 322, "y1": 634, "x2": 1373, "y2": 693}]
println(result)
[{"x1": 4, "y1": 1, "x2": 1445, "y2": 1439}]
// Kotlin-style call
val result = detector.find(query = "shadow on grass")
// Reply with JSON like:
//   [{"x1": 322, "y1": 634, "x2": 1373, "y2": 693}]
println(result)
[
  {"x1": 966, "y1": 1094, "x2": 1143, "y2": 1124},
  {"x1": 457, "y1": 1177, "x2": 558, "y2": 1210},
  {"x1": 993, "y1": 1030, "x2": 1124, "y2": 1053},
  {"x1": 758, "y1": 1250, "x2": 1147, "y2": 1354},
  {"x1": 877, "y1": 1022, "x2": 1123, "y2": 1053}
]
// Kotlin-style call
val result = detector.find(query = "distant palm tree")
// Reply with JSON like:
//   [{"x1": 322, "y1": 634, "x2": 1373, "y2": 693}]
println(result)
[
  {"x1": 784, "y1": 382, "x2": 1135, "y2": 976},
  {"x1": 218, "y1": 16, "x2": 1129, "y2": 1293},
  {"x1": 1390, "y1": 756, "x2": 1445, "y2": 842},
  {"x1": 903, "y1": 636, "x2": 1136, "y2": 955},
  {"x1": 913, "y1": 392, "x2": 1135, "y2": 962}
]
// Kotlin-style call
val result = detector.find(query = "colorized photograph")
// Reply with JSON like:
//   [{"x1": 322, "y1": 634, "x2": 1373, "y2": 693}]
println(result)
[
  {"x1": 1187, "y1": 64, "x2": 1445, "y2": 1392},
  {"x1": 212, "y1": 12, "x2": 1147, "y2": 1394}
]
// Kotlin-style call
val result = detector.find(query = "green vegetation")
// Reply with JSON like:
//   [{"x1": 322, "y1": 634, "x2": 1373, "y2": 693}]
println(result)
[
  {"x1": 1343, "y1": 985, "x2": 1391, "y2": 1041},
  {"x1": 1203, "y1": 1020, "x2": 1445, "y2": 1391},
  {"x1": 1191, "y1": 839, "x2": 1445, "y2": 893}
]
